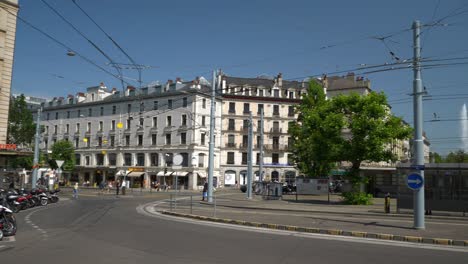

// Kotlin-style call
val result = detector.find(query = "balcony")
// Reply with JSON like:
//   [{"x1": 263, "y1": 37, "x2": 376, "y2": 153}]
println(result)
[
  {"x1": 240, "y1": 126, "x2": 249, "y2": 132},
  {"x1": 228, "y1": 109, "x2": 236, "y2": 114},
  {"x1": 272, "y1": 112, "x2": 280, "y2": 117},
  {"x1": 264, "y1": 144, "x2": 288, "y2": 151},
  {"x1": 270, "y1": 128, "x2": 282, "y2": 134},
  {"x1": 225, "y1": 143, "x2": 237, "y2": 148},
  {"x1": 239, "y1": 143, "x2": 248, "y2": 149},
  {"x1": 243, "y1": 111, "x2": 250, "y2": 115}
]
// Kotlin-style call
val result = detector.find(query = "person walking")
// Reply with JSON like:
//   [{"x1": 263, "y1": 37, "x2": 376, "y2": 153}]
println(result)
[
  {"x1": 116, "y1": 180, "x2": 120, "y2": 196},
  {"x1": 73, "y1": 182, "x2": 79, "y2": 199},
  {"x1": 201, "y1": 180, "x2": 208, "y2": 201}
]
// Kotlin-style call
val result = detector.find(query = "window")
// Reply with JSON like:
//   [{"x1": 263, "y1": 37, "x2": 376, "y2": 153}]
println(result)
[
  {"x1": 183, "y1": 97, "x2": 187, "y2": 107},
  {"x1": 274, "y1": 90, "x2": 279, "y2": 97},
  {"x1": 139, "y1": 102, "x2": 145, "y2": 112},
  {"x1": 256, "y1": 136, "x2": 261, "y2": 147},
  {"x1": 139, "y1": 118, "x2": 144, "y2": 127},
  {"x1": 85, "y1": 137, "x2": 90, "y2": 147},
  {"x1": 242, "y1": 135, "x2": 248, "y2": 147},
  {"x1": 273, "y1": 137, "x2": 279, "y2": 149},
  {"x1": 288, "y1": 106, "x2": 294, "y2": 117},
  {"x1": 100, "y1": 107, "x2": 104, "y2": 116},
  {"x1": 166, "y1": 134, "x2": 171, "y2": 145},
  {"x1": 108, "y1": 153, "x2": 117, "y2": 166},
  {"x1": 242, "y1": 152, "x2": 248, "y2": 164},
  {"x1": 152, "y1": 117, "x2": 158, "y2": 128},
  {"x1": 182, "y1": 115, "x2": 187, "y2": 126},
  {"x1": 92, "y1": 94, "x2": 95, "y2": 101},
  {"x1": 201, "y1": 133, "x2": 206, "y2": 145},
  {"x1": 228, "y1": 119, "x2": 235, "y2": 130},
  {"x1": 243, "y1": 103, "x2": 250, "y2": 113},
  {"x1": 202, "y1": 99, "x2": 206, "y2": 108},
  {"x1": 227, "y1": 152, "x2": 235, "y2": 164},
  {"x1": 180, "y1": 153, "x2": 189, "y2": 167},
  {"x1": 110, "y1": 136, "x2": 115, "y2": 147},
  {"x1": 288, "y1": 137, "x2": 294, "y2": 149},
  {"x1": 85, "y1": 156, "x2": 90, "y2": 166},
  {"x1": 257, "y1": 120, "x2": 262, "y2": 132},
  {"x1": 55, "y1": 112, "x2": 59, "y2": 119},
  {"x1": 124, "y1": 153, "x2": 132, "y2": 166},
  {"x1": 198, "y1": 153, "x2": 206, "y2": 167},
  {"x1": 138, "y1": 135, "x2": 143, "y2": 146},
  {"x1": 112, "y1": 106, "x2": 116, "y2": 114},
  {"x1": 181, "y1": 133, "x2": 187, "y2": 145},
  {"x1": 272, "y1": 153, "x2": 279, "y2": 164},
  {"x1": 111, "y1": 120, "x2": 116, "y2": 130},
  {"x1": 99, "y1": 121, "x2": 103, "y2": 132},
  {"x1": 54, "y1": 125, "x2": 58, "y2": 134},
  {"x1": 75, "y1": 138, "x2": 79, "y2": 148},
  {"x1": 256, "y1": 153, "x2": 260, "y2": 165},
  {"x1": 67, "y1": 111, "x2": 70, "y2": 119},
  {"x1": 229, "y1": 102, "x2": 236, "y2": 113},
  {"x1": 273, "y1": 105, "x2": 280, "y2": 116},
  {"x1": 167, "y1": 116, "x2": 172, "y2": 126},
  {"x1": 259, "y1": 89, "x2": 264, "y2": 97},
  {"x1": 289, "y1": 91, "x2": 294, "y2": 99},
  {"x1": 168, "y1": 99, "x2": 173, "y2": 109},
  {"x1": 44, "y1": 139, "x2": 49, "y2": 150},
  {"x1": 47, "y1": 113, "x2": 50, "y2": 120},
  {"x1": 258, "y1": 104, "x2": 264, "y2": 115},
  {"x1": 243, "y1": 119, "x2": 249, "y2": 131},
  {"x1": 126, "y1": 119, "x2": 131, "y2": 129},
  {"x1": 66, "y1": 124, "x2": 70, "y2": 134},
  {"x1": 164, "y1": 153, "x2": 173, "y2": 166},
  {"x1": 287, "y1": 154, "x2": 294, "y2": 165},
  {"x1": 137, "y1": 153, "x2": 145, "y2": 166},
  {"x1": 87, "y1": 122, "x2": 91, "y2": 133},
  {"x1": 127, "y1": 104, "x2": 132, "y2": 113},
  {"x1": 153, "y1": 101, "x2": 158, "y2": 110},
  {"x1": 202, "y1": 116, "x2": 206, "y2": 126},
  {"x1": 98, "y1": 136, "x2": 102, "y2": 147},
  {"x1": 150, "y1": 153, "x2": 159, "y2": 166},
  {"x1": 125, "y1": 135, "x2": 130, "y2": 146},
  {"x1": 273, "y1": 121, "x2": 280, "y2": 133},
  {"x1": 228, "y1": 134, "x2": 235, "y2": 147},
  {"x1": 75, "y1": 154, "x2": 81, "y2": 165},
  {"x1": 151, "y1": 134, "x2": 157, "y2": 145},
  {"x1": 77, "y1": 110, "x2": 81, "y2": 118},
  {"x1": 88, "y1": 108, "x2": 92, "y2": 117}
]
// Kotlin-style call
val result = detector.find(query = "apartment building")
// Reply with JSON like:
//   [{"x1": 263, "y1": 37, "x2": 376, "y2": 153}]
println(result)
[
  {"x1": 40, "y1": 80, "x2": 222, "y2": 190},
  {"x1": 219, "y1": 73, "x2": 306, "y2": 186}
]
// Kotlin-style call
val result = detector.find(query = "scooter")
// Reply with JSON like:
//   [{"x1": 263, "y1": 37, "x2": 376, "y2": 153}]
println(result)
[
  {"x1": 0, "y1": 205, "x2": 16, "y2": 237},
  {"x1": 48, "y1": 189, "x2": 60, "y2": 203}
]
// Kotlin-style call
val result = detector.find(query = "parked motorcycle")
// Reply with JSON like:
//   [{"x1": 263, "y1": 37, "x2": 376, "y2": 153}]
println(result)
[
  {"x1": 48, "y1": 189, "x2": 60, "y2": 203},
  {"x1": 31, "y1": 188, "x2": 49, "y2": 206},
  {"x1": 0, "y1": 204, "x2": 16, "y2": 237}
]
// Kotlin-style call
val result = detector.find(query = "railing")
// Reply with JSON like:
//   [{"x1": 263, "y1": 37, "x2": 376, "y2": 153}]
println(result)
[
  {"x1": 225, "y1": 143, "x2": 237, "y2": 148},
  {"x1": 270, "y1": 128, "x2": 282, "y2": 133}
]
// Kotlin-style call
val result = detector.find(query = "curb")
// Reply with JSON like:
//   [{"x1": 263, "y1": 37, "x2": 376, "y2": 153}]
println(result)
[{"x1": 160, "y1": 210, "x2": 468, "y2": 247}]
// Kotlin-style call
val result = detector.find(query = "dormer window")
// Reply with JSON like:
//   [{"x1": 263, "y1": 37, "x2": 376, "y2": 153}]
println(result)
[
  {"x1": 68, "y1": 98, "x2": 73, "y2": 104},
  {"x1": 91, "y1": 94, "x2": 95, "y2": 101}
]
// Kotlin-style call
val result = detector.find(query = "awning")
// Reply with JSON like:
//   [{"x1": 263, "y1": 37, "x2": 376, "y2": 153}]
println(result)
[
  {"x1": 126, "y1": 171, "x2": 145, "y2": 177},
  {"x1": 156, "y1": 171, "x2": 165, "y2": 176},
  {"x1": 172, "y1": 172, "x2": 189, "y2": 177},
  {"x1": 197, "y1": 172, "x2": 206, "y2": 178}
]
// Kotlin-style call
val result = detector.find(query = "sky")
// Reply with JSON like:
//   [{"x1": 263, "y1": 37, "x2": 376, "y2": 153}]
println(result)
[{"x1": 9, "y1": 0, "x2": 468, "y2": 155}]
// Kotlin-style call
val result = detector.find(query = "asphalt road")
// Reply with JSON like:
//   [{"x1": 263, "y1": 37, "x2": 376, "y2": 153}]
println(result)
[{"x1": 1, "y1": 195, "x2": 467, "y2": 264}]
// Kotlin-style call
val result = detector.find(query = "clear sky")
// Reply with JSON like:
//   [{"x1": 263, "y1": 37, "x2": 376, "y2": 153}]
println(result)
[{"x1": 10, "y1": 0, "x2": 468, "y2": 155}]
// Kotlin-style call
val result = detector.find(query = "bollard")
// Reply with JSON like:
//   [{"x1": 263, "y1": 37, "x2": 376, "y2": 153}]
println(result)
[
  {"x1": 190, "y1": 195, "x2": 193, "y2": 215},
  {"x1": 170, "y1": 194, "x2": 173, "y2": 212},
  {"x1": 385, "y1": 193, "x2": 390, "y2": 213},
  {"x1": 213, "y1": 195, "x2": 217, "y2": 218}
]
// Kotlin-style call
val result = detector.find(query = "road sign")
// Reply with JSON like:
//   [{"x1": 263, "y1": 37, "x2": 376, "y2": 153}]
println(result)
[
  {"x1": 56, "y1": 160, "x2": 64, "y2": 168},
  {"x1": 410, "y1": 164, "x2": 425, "y2": 170},
  {"x1": 407, "y1": 173, "x2": 424, "y2": 190}
]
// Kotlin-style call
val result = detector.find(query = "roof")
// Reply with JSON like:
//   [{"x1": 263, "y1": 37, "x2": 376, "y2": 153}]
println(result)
[{"x1": 223, "y1": 76, "x2": 304, "y2": 89}]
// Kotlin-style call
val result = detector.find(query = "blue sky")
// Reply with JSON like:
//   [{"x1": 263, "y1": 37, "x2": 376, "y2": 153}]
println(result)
[{"x1": 10, "y1": 0, "x2": 468, "y2": 155}]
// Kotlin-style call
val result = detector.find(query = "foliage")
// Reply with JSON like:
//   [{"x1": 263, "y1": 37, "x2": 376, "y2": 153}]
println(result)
[
  {"x1": 289, "y1": 80, "x2": 343, "y2": 177},
  {"x1": 444, "y1": 150, "x2": 468, "y2": 163},
  {"x1": 429, "y1": 152, "x2": 444, "y2": 163},
  {"x1": 341, "y1": 191, "x2": 373, "y2": 205},
  {"x1": 7, "y1": 94, "x2": 36, "y2": 146},
  {"x1": 9, "y1": 156, "x2": 33, "y2": 169},
  {"x1": 330, "y1": 92, "x2": 413, "y2": 188},
  {"x1": 50, "y1": 140, "x2": 75, "y2": 171}
]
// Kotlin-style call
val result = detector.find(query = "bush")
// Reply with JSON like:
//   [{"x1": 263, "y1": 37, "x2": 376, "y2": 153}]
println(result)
[{"x1": 341, "y1": 191, "x2": 373, "y2": 205}]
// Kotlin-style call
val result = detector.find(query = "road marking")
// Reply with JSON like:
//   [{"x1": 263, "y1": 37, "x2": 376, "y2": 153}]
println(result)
[{"x1": 136, "y1": 200, "x2": 468, "y2": 253}]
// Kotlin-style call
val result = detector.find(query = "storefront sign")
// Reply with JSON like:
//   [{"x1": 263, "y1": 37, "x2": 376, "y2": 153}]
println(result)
[
  {"x1": 129, "y1": 167, "x2": 145, "y2": 172},
  {"x1": 0, "y1": 144, "x2": 17, "y2": 150}
]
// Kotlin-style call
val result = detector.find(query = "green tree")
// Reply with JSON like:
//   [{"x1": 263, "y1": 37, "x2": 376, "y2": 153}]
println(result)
[
  {"x1": 429, "y1": 152, "x2": 443, "y2": 163},
  {"x1": 330, "y1": 92, "x2": 413, "y2": 188},
  {"x1": 289, "y1": 80, "x2": 343, "y2": 177},
  {"x1": 445, "y1": 150, "x2": 468, "y2": 163},
  {"x1": 10, "y1": 156, "x2": 33, "y2": 169},
  {"x1": 7, "y1": 94, "x2": 36, "y2": 146},
  {"x1": 50, "y1": 140, "x2": 75, "y2": 171}
]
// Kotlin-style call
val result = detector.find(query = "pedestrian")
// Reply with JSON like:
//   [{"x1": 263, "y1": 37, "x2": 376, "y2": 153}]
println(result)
[
  {"x1": 201, "y1": 180, "x2": 208, "y2": 201},
  {"x1": 73, "y1": 182, "x2": 79, "y2": 199},
  {"x1": 116, "y1": 180, "x2": 120, "y2": 196}
]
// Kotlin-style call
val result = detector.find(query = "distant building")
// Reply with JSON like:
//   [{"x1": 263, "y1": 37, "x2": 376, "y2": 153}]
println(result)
[{"x1": 12, "y1": 94, "x2": 48, "y2": 112}]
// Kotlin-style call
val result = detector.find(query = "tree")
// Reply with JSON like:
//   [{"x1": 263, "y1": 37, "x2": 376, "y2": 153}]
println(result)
[
  {"x1": 289, "y1": 80, "x2": 343, "y2": 177},
  {"x1": 330, "y1": 92, "x2": 413, "y2": 188},
  {"x1": 445, "y1": 150, "x2": 468, "y2": 163},
  {"x1": 50, "y1": 140, "x2": 75, "y2": 171},
  {"x1": 7, "y1": 94, "x2": 36, "y2": 146},
  {"x1": 429, "y1": 152, "x2": 443, "y2": 163}
]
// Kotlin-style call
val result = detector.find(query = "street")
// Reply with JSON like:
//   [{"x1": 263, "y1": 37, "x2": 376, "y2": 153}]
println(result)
[{"x1": 1, "y1": 195, "x2": 467, "y2": 264}]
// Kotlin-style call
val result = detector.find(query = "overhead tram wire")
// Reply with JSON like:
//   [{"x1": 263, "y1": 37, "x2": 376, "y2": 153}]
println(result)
[
  {"x1": 0, "y1": 6, "x2": 132, "y2": 88},
  {"x1": 71, "y1": 0, "x2": 144, "y2": 88},
  {"x1": 39, "y1": 0, "x2": 127, "y2": 90}
]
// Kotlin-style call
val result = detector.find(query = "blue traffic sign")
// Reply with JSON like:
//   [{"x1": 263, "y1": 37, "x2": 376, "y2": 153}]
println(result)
[{"x1": 407, "y1": 173, "x2": 424, "y2": 190}]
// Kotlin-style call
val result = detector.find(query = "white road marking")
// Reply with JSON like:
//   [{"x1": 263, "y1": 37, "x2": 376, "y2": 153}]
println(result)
[{"x1": 136, "y1": 200, "x2": 468, "y2": 253}]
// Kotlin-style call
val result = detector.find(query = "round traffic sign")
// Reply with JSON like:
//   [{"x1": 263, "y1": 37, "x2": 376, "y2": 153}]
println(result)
[{"x1": 407, "y1": 173, "x2": 424, "y2": 190}]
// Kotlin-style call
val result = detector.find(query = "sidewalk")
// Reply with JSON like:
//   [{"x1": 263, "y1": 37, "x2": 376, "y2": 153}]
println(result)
[{"x1": 156, "y1": 192, "x2": 468, "y2": 246}]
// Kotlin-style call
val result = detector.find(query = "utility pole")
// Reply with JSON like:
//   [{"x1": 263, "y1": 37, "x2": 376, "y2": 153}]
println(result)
[
  {"x1": 32, "y1": 107, "x2": 42, "y2": 189},
  {"x1": 259, "y1": 108, "x2": 264, "y2": 182},
  {"x1": 412, "y1": 20, "x2": 425, "y2": 230},
  {"x1": 207, "y1": 70, "x2": 216, "y2": 203},
  {"x1": 247, "y1": 112, "x2": 253, "y2": 199}
]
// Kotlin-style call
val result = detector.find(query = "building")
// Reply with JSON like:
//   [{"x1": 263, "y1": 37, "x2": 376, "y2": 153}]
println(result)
[
  {"x1": 219, "y1": 73, "x2": 306, "y2": 186},
  {"x1": 39, "y1": 79, "x2": 222, "y2": 190},
  {"x1": 0, "y1": 0, "x2": 18, "y2": 145},
  {"x1": 12, "y1": 94, "x2": 48, "y2": 112}
]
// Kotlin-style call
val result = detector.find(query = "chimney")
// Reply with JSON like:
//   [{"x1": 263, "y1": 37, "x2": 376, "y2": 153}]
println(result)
[
  {"x1": 111, "y1": 87, "x2": 117, "y2": 93},
  {"x1": 99, "y1": 82, "x2": 105, "y2": 87},
  {"x1": 168, "y1": 79, "x2": 173, "y2": 84},
  {"x1": 277, "y1": 73, "x2": 283, "y2": 87},
  {"x1": 176, "y1": 77, "x2": 182, "y2": 83}
]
